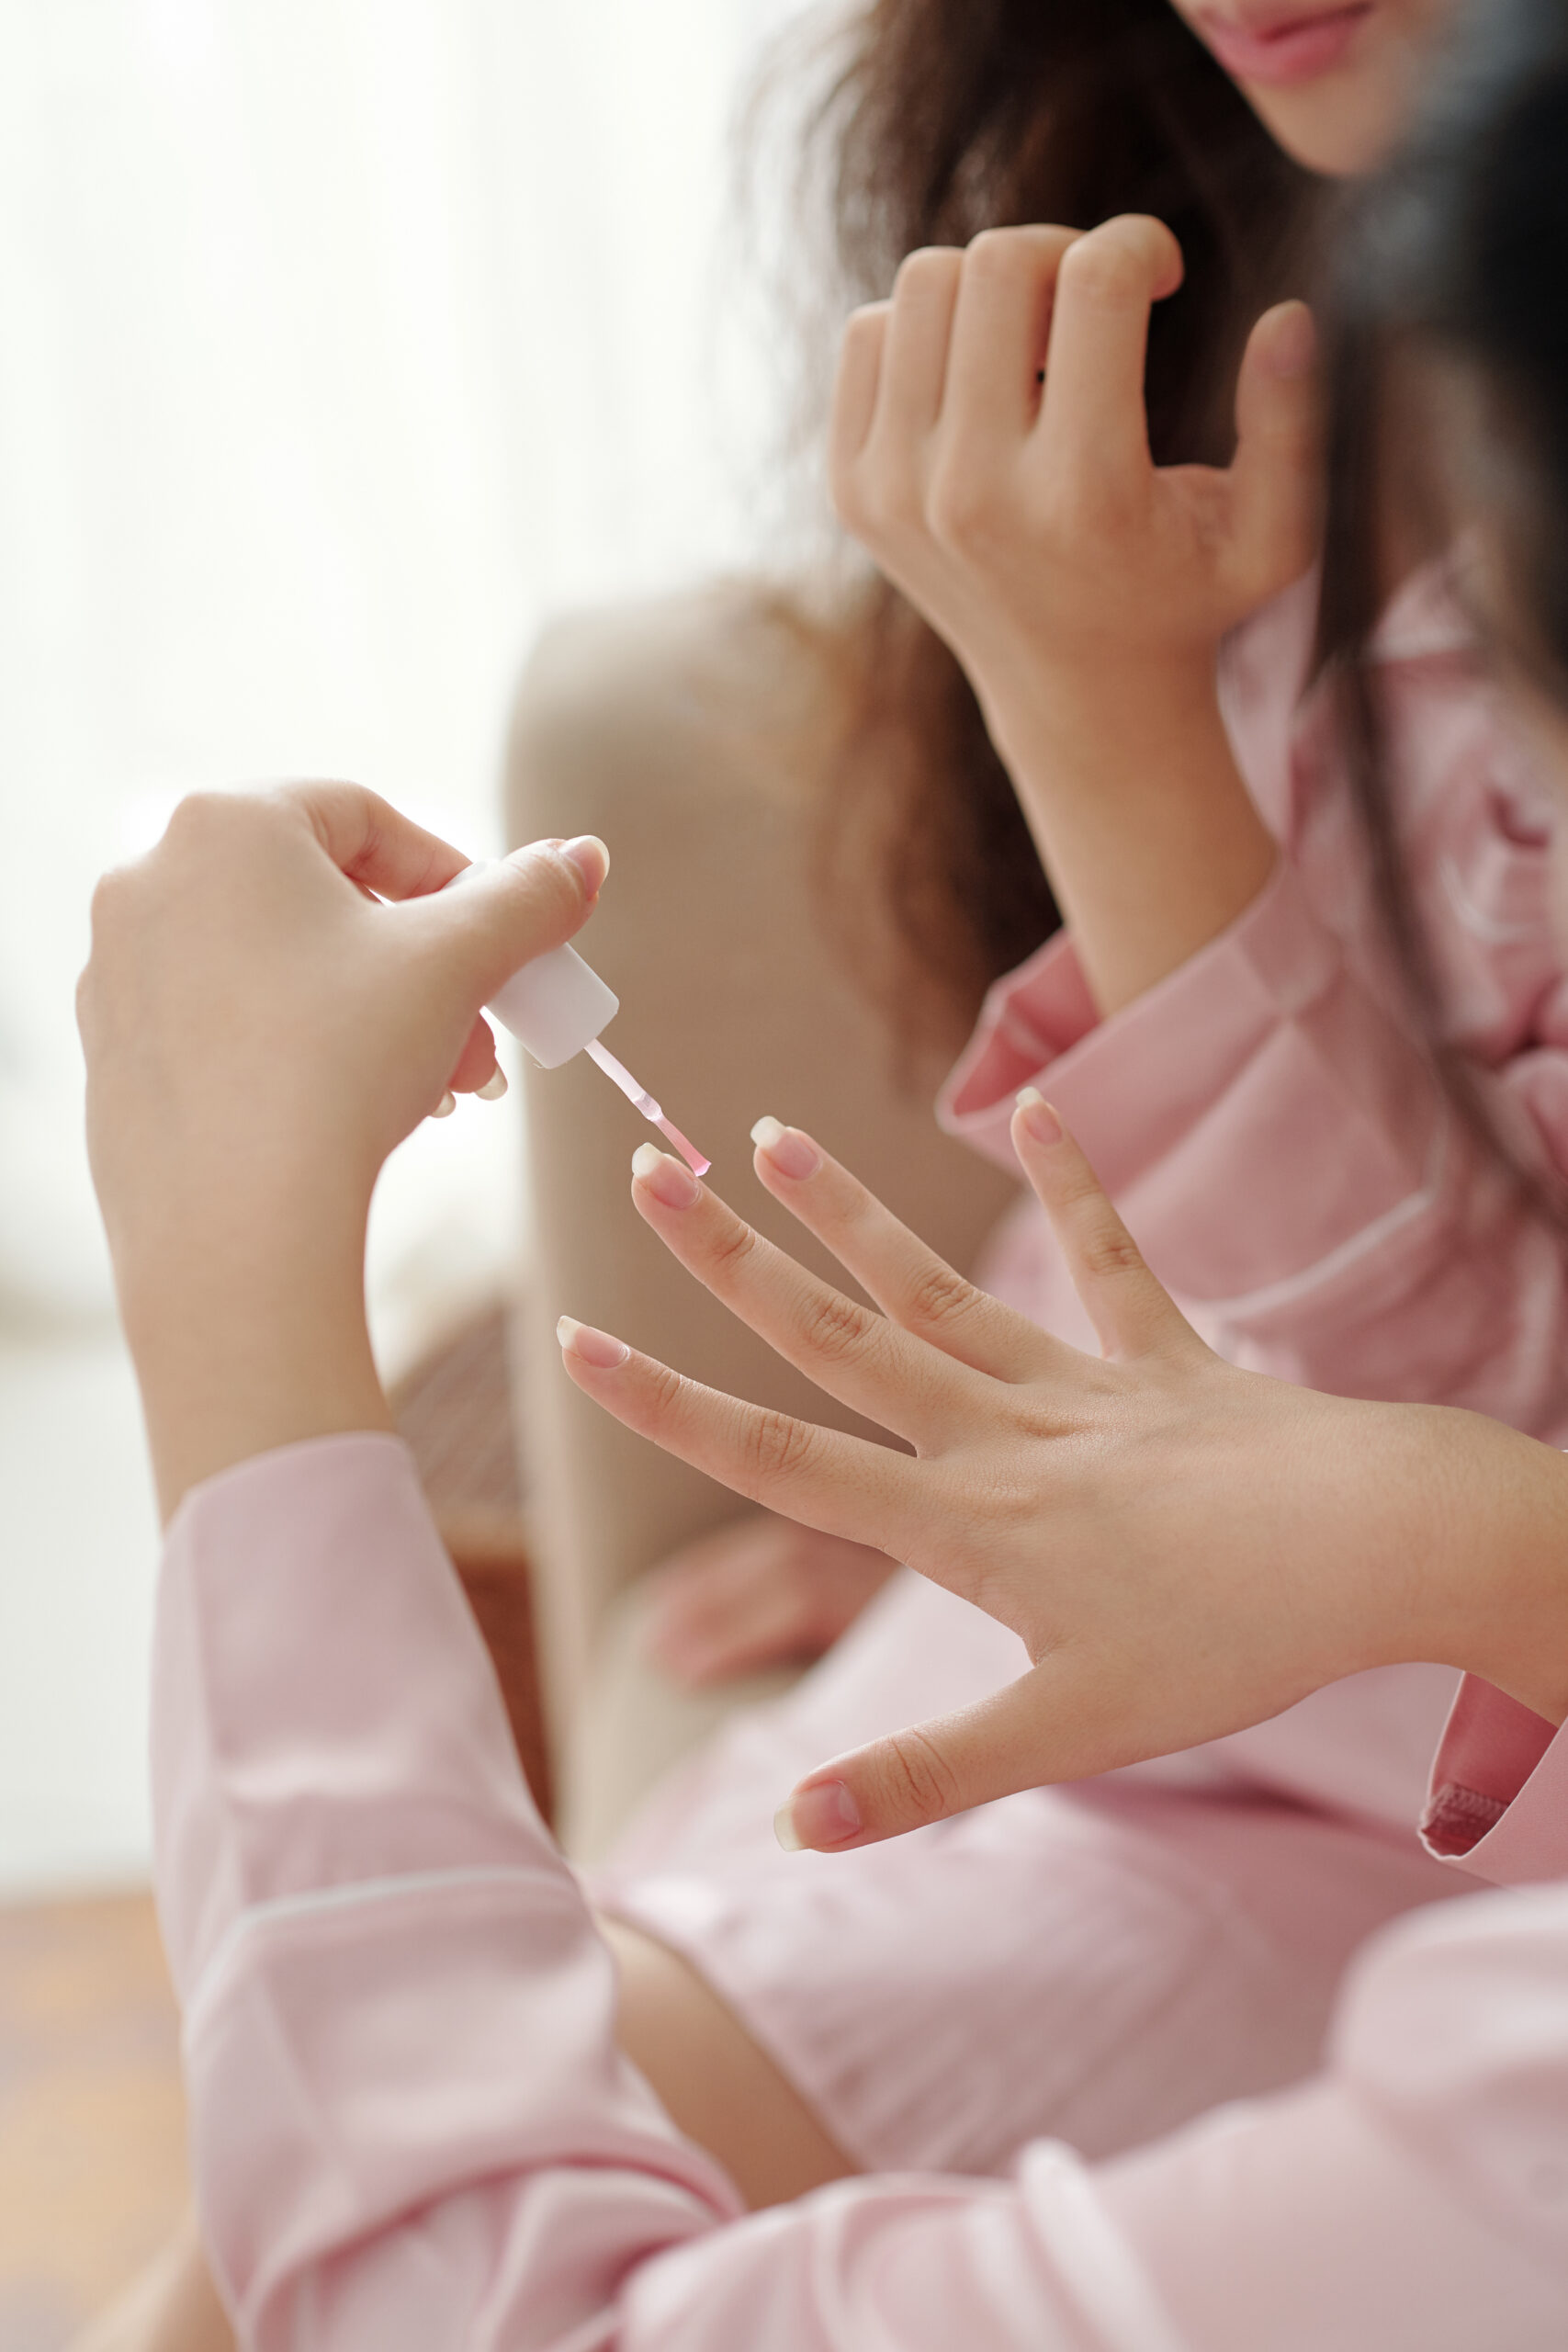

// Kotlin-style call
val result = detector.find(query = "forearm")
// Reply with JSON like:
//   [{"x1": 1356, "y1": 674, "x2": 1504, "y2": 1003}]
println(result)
[{"x1": 978, "y1": 652, "x2": 1277, "y2": 1017}]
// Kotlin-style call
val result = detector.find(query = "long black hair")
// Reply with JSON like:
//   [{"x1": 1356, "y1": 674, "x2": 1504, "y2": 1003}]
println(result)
[{"x1": 1318, "y1": 0, "x2": 1568, "y2": 1210}]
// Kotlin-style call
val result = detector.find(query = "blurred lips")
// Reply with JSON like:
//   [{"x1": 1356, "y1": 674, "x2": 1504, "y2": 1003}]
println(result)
[{"x1": 1197, "y1": 4, "x2": 1374, "y2": 86}]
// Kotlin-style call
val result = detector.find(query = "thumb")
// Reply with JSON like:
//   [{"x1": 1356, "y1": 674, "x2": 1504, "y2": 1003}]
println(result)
[
  {"x1": 1228, "y1": 300, "x2": 1321, "y2": 602},
  {"x1": 774, "y1": 1661, "x2": 1103, "y2": 1851},
  {"x1": 410, "y1": 834, "x2": 609, "y2": 1007}
]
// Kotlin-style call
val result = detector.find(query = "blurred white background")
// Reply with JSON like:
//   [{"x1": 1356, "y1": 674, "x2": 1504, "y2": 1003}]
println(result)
[{"x1": 0, "y1": 0, "x2": 811, "y2": 1893}]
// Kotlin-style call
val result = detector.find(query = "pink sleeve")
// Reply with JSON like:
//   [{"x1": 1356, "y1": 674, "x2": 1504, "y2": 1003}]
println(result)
[
  {"x1": 940, "y1": 857, "x2": 1568, "y2": 1440},
  {"x1": 159, "y1": 1437, "x2": 1568, "y2": 2348}
]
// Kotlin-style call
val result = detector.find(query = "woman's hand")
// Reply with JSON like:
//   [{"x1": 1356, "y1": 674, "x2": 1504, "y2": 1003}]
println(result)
[
  {"x1": 559, "y1": 1101, "x2": 1568, "y2": 1849},
  {"x1": 642, "y1": 1513, "x2": 897, "y2": 1686},
  {"x1": 829, "y1": 216, "x2": 1319, "y2": 1013},
  {"x1": 79, "y1": 782, "x2": 607, "y2": 1516},
  {"x1": 830, "y1": 214, "x2": 1318, "y2": 697}
]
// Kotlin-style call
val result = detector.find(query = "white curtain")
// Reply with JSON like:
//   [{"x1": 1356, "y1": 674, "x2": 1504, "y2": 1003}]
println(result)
[
  {"x1": 0, "y1": 0, "x2": 810, "y2": 1347},
  {"x1": 0, "y1": 0, "x2": 817, "y2": 1886}
]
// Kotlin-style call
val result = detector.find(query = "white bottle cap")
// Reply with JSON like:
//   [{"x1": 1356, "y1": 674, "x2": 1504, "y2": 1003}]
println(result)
[
  {"x1": 486, "y1": 942, "x2": 619, "y2": 1069},
  {"x1": 443, "y1": 855, "x2": 619, "y2": 1067}
]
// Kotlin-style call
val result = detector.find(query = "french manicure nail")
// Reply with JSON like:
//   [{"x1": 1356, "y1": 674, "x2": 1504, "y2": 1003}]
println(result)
[
  {"x1": 556, "y1": 1315, "x2": 630, "y2": 1369},
  {"x1": 477, "y1": 1068, "x2": 509, "y2": 1102},
  {"x1": 773, "y1": 1779, "x2": 861, "y2": 1852},
  {"x1": 561, "y1": 834, "x2": 610, "y2": 894},
  {"x1": 750, "y1": 1115, "x2": 823, "y2": 1182},
  {"x1": 431, "y1": 1091, "x2": 457, "y2": 1119},
  {"x1": 631, "y1": 1140, "x2": 702, "y2": 1209},
  {"x1": 1014, "y1": 1087, "x2": 1062, "y2": 1147}
]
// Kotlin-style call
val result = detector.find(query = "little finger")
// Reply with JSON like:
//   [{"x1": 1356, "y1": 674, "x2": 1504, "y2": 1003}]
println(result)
[
  {"x1": 556, "y1": 1317, "x2": 919, "y2": 1553},
  {"x1": 1011, "y1": 1091, "x2": 1201, "y2": 1363}
]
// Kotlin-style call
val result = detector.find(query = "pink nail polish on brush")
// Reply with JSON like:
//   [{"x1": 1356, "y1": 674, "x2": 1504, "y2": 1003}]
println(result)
[{"x1": 449, "y1": 862, "x2": 711, "y2": 1175}]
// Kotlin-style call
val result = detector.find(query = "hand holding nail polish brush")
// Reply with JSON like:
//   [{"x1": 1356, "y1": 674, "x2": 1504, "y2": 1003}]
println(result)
[{"x1": 447, "y1": 851, "x2": 711, "y2": 1174}]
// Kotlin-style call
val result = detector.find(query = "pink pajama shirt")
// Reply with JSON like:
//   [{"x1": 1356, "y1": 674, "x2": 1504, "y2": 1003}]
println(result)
[
  {"x1": 589, "y1": 561, "x2": 1568, "y2": 2171},
  {"x1": 158, "y1": 1433, "x2": 1568, "y2": 2349}
]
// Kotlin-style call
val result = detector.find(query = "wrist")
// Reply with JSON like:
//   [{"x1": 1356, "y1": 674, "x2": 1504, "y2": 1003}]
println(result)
[
  {"x1": 973, "y1": 641, "x2": 1229, "y2": 778},
  {"x1": 112, "y1": 1174, "x2": 390, "y2": 1523},
  {"x1": 1345, "y1": 1402, "x2": 1568, "y2": 1725},
  {"x1": 1418, "y1": 1408, "x2": 1568, "y2": 1726},
  {"x1": 970, "y1": 649, "x2": 1276, "y2": 1016}
]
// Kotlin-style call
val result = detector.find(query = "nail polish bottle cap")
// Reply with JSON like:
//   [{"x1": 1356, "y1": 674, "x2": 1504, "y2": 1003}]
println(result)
[
  {"x1": 445, "y1": 857, "x2": 619, "y2": 1068},
  {"x1": 487, "y1": 943, "x2": 619, "y2": 1069}
]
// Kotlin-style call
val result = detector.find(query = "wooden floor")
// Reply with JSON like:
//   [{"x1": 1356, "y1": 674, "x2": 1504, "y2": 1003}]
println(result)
[{"x1": 0, "y1": 1891, "x2": 186, "y2": 2352}]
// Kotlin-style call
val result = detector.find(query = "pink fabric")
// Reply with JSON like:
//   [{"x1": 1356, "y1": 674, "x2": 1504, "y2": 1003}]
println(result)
[
  {"x1": 942, "y1": 567, "x2": 1568, "y2": 1442},
  {"x1": 157, "y1": 1433, "x2": 1568, "y2": 2348},
  {"x1": 592, "y1": 1576, "x2": 1463, "y2": 2177},
  {"x1": 588, "y1": 560, "x2": 1563, "y2": 2174}
]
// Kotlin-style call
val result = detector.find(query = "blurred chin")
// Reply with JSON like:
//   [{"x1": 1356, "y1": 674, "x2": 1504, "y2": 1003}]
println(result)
[{"x1": 1242, "y1": 81, "x2": 1409, "y2": 176}]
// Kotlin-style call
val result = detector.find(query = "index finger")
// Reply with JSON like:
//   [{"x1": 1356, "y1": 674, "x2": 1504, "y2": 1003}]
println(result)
[
  {"x1": 1037, "y1": 215, "x2": 1183, "y2": 487},
  {"x1": 272, "y1": 781, "x2": 471, "y2": 903}
]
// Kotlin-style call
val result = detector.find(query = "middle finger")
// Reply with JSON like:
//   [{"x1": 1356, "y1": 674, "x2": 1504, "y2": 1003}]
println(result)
[{"x1": 627, "y1": 1145, "x2": 985, "y2": 1450}]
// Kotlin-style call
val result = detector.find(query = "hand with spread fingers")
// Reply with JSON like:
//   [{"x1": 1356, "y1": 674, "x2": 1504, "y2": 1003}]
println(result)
[
  {"x1": 829, "y1": 215, "x2": 1319, "y2": 1013},
  {"x1": 559, "y1": 1100, "x2": 1568, "y2": 1853}
]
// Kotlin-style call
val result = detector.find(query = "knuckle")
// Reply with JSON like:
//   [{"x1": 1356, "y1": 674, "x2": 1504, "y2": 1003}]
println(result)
[
  {"x1": 165, "y1": 787, "x2": 233, "y2": 840},
  {"x1": 926, "y1": 462, "x2": 1003, "y2": 552},
  {"x1": 802, "y1": 1286, "x2": 876, "y2": 1366},
  {"x1": 705, "y1": 1216, "x2": 761, "y2": 1288},
  {"x1": 740, "y1": 1407, "x2": 818, "y2": 1487},
  {"x1": 1057, "y1": 235, "x2": 1144, "y2": 307},
  {"x1": 964, "y1": 225, "x2": 1026, "y2": 277},
  {"x1": 876, "y1": 1724, "x2": 962, "y2": 1826},
  {"x1": 852, "y1": 462, "x2": 926, "y2": 551},
  {"x1": 904, "y1": 1257, "x2": 980, "y2": 1335},
  {"x1": 964, "y1": 223, "x2": 1067, "y2": 288},
  {"x1": 894, "y1": 243, "x2": 961, "y2": 299},
  {"x1": 642, "y1": 1358, "x2": 690, "y2": 1422},
  {"x1": 1077, "y1": 1219, "x2": 1147, "y2": 1284}
]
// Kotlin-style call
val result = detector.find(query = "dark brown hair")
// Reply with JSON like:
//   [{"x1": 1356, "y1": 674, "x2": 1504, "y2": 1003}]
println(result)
[{"x1": 763, "y1": 0, "x2": 1315, "y2": 1047}]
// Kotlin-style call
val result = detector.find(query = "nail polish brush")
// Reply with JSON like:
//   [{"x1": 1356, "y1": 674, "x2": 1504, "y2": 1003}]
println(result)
[{"x1": 453, "y1": 864, "x2": 710, "y2": 1175}]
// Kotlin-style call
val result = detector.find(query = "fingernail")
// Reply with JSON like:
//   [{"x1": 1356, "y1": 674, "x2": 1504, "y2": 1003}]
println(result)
[
  {"x1": 477, "y1": 1067, "x2": 509, "y2": 1102},
  {"x1": 431, "y1": 1091, "x2": 457, "y2": 1119},
  {"x1": 1266, "y1": 301, "x2": 1315, "y2": 378},
  {"x1": 561, "y1": 834, "x2": 610, "y2": 894},
  {"x1": 774, "y1": 1779, "x2": 861, "y2": 1853},
  {"x1": 631, "y1": 1140, "x2": 702, "y2": 1210},
  {"x1": 557, "y1": 1315, "x2": 630, "y2": 1369},
  {"x1": 1014, "y1": 1087, "x2": 1062, "y2": 1147},
  {"x1": 750, "y1": 1115, "x2": 823, "y2": 1182}
]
